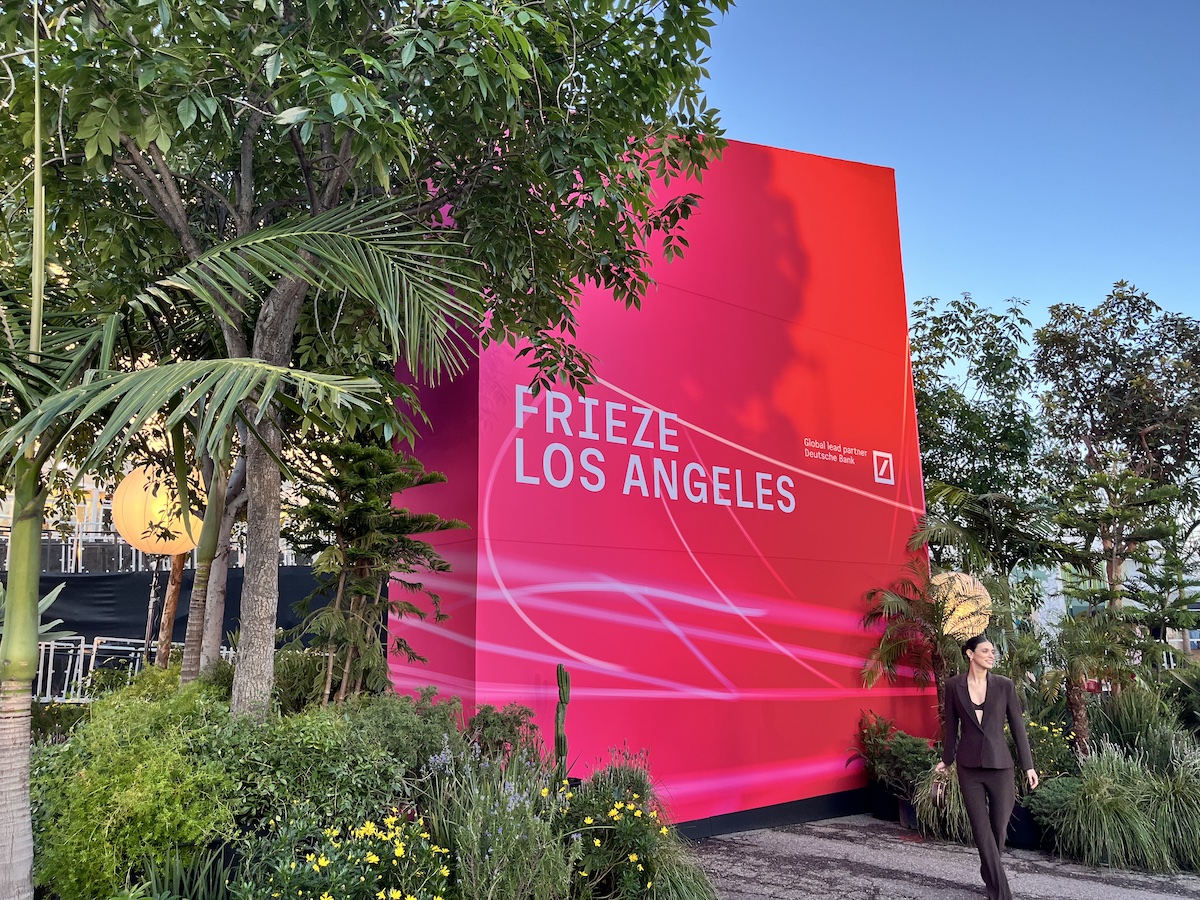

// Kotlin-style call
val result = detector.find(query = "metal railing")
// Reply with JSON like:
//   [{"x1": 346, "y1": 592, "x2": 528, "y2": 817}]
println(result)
[{"x1": 34, "y1": 636, "x2": 234, "y2": 702}]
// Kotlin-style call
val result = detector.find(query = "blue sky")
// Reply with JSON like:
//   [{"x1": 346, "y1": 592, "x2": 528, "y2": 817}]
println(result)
[{"x1": 703, "y1": 1, "x2": 1200, "y2": 326}]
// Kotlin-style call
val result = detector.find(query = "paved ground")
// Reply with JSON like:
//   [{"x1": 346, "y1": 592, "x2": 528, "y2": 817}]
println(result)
[{"x1": 692, "y1": 814, "x2": 1200, "y2": 900}]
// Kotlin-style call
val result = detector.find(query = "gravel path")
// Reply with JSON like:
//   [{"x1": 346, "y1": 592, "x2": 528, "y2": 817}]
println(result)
[{"x1": 692, "y1": 814, "x2": 1200, "y2": 900}]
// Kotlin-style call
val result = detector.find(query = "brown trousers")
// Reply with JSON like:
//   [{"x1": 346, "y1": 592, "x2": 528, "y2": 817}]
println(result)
[{"x1": 958, "y1": 765, "x2": 1015, "y2": 900}]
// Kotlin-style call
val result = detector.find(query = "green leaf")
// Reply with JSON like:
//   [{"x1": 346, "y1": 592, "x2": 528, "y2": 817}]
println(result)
[
  {"x1": 251, "y1": 42, "x2": 276, "y2": 57},
  {"x1": 274, "y1": 106, "x2": 310, "y2": 126},
  {"x1": 330, "y1": 92, "x2": 347, "y2": 116},
  {"x1": 265, "y1": 53, "x2": 282, "y2": 86},
  {"x1": 177, "y1": 97, "x2": 197, "y2": 129}
]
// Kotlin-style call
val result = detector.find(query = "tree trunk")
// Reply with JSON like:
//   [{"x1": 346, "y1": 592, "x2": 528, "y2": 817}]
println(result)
[
  {"x1": 155, "y1": 552, "x2": 188, "y2": 667},
  {"x1": 228, "y1": 277, "x2": 307, "y2": 718},
  {"x1": 321, "y1": 572, "x2": 348, "y2": 707},
  {"x1": 0, "y1": 456, "x2": 48, "y2": 900},
  {"x1": 1065, "y1": 677, "x2": 1091, "y2": 756},
  {"x1": 229, "y1": 427, "x2": 283, "y2": 719},
  {"x1": 181, "y1": 465, "x2": 229, "y2": 682},
  {"x1": 0, "y1": 681, "x2": 34, "y2": 900},
  {"x1": 199, "y1": 471, "x2": 247, "y2": 674}
]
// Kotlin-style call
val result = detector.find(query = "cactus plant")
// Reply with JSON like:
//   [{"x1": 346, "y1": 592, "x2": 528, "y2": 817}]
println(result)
[{"x1": 555, "y1": 663, "x2": 571, "y2": 782}]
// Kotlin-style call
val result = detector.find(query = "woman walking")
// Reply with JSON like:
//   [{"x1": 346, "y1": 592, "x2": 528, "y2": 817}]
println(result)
[{"x1": 935, "y1": 635, "x2": 1038, "y2": 900}]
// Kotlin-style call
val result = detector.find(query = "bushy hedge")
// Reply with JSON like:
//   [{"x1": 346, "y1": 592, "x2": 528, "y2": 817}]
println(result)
[
  {"x1": 31, "y1": 677, "x2": 240, "y2": 899},
  {"x1": 31, "y1": 668, "x2": 715, "y2": 900}
]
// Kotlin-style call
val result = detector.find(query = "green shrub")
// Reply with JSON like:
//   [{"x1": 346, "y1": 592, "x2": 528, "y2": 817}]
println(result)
[
  {"x1": 467, "y1": 701, "x2": 539, "y2": 758},
  {"x1": 1023, "y1": 718, "x2": 1079, "y2": 778},
  {"x1": 1092, "y1": 685, "x2": 1183, "y2": 754},
  {"x1": 211, "y1": 703, "x2": 407, "y2": 836},
  {"x1": 85, "y1": 661, "x2": 135, "y2": 697},
  {"x1": 854, "y1": 712, "x2": 938, "y2": 801},
  {"x1": 196, "y1": 658, "x2": 235, "y2": 700},
  {"x1": 1163, "y1": 665, "x2": 1200, "y2": 737},
  {"x1": 272, "y1": 647, "x2": 328, "y2": 715},
  {"x1": 417, "y1": 744, "x2": 573, "y2": 900},
  {"x1": 232, "y1": 810, "x2": 451, "y2": 900},
  {"x1": 1026, "y1": 743, "x2": 1170, "y2": 871},
  {"x1": 32, "y1": 679, "x2": 239, "y2": 900},
  {"x1": 1145, "y1": 748, "x2": 1200, "y2": 871},
  {"x1": 560, "y1": 747, "x2": 714, "y2": 899},
  {"x1": 31, "y1": 699, "x2": 88, "y2": 743},
  {"x1": 140, "y1": 845, "x2": 242, "y2": 900},
  {"x1": 348, "y1": 688, "x2": 464, "y2": 773}
]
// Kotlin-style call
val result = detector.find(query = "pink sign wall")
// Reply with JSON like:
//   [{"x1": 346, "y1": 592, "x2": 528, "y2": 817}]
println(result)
[{"x1": 390, "y1": 140, "x2": 932, "y2": 823}]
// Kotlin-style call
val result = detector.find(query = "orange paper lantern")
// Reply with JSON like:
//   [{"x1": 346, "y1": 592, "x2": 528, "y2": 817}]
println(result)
[{"x1": 111, "y1": 467, "x2": 201, "y2": 555}]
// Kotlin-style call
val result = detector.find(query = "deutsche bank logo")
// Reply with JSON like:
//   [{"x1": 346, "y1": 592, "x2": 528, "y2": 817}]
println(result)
[{"x1": 872, "y1": 451, "x2": 895, "y2": 485}]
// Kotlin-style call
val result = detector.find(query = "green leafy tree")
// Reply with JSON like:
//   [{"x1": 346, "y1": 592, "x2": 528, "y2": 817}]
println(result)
[
  {"x1": 1123, "y1": 522, "x2": 1200, "y2": 669},
  {"x1": 1052, "y1": 457, "x2": 1177, "y2": 608},
  {"x1": 909, "y1": 293, "x2": 1041, "y2": 500},
  {"x1": 1035, "y1": 282, "x2": 1200, "y2": 489},
  {"x1": 3, "y1": 0, "x2": 731, "y2": 722},
  {"x1": 1048, "y1": 610, "x2": 1136, "y2": 756},
  {"x1": 282, "y1": 439, "x2": 462, "y2": 706},
  {"x1": 1035, "y1": 284, "x2": 1200, "y2": 605}
]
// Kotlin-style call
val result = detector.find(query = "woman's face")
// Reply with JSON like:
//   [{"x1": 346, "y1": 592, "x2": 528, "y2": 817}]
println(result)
[{"x1": 967, "y1": 641, "x2": 997, "y2": 670}]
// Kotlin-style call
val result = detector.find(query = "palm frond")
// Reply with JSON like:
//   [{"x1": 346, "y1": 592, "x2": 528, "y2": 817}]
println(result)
[
  {"x1": 150, "y1": 198, "x2": 484, "y2": 381},
  {"x1": 0, "y1": 359, "x2": 386, "y2": 473}
]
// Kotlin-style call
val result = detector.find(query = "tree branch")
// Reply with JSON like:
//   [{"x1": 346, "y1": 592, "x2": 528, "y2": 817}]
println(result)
[
  {"x1": 289, "y1": 126, "x2": 319, "y2": 213},
  {"x1": 236, "y1": 109, "x2": 266, "y2": 235},
  {"x1": 318, "y1": 131, "x2": 356, "y2": 212}
]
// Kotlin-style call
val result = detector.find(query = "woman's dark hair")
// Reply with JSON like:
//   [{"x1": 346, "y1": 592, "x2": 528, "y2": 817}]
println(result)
[{"x1": 961, "y1": 634, "x2": 992, "y2": 658}]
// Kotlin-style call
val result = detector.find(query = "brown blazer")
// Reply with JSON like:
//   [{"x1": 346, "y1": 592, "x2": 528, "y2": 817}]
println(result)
[{"x1": 941, "y1": 672, "x2": 1034, "y2": 771}]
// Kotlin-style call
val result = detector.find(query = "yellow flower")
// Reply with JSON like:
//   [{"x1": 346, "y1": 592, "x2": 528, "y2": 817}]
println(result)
[
  {"x1": 634, "y1": 810, "x2": 643, "y2": 817},
  {"x1": 649, "y1": 810, "x2": 659, "y2": 819},
  {"x1": 541, "y1": 787, "x2": 550, "y2": 797},
  {"x1": 406, "y1": 895, "x2": 417, "y2": 900},
  {"x1": 629, "y1": 853, "x2": 639, "y2": 862},
  {"x1": 660, "y1": 826, "x2": 669, "y2": 835},
  {"x1": 420, "y1": 832, "x2": 430, "y2": 839},
  {"x1": 319, "y1": 894, "x2": 333, "y2": 900},
  {"x1": 388, "y1": 890, "x2": 403, "y2": 900},
  {"x1": 637, "y1": 864, "x2": 644, "y2": 872},
  {"x1": 584, "y1": 816, "x2": 594, "y2": 825},
  {"x1": 565, "y1": 792, "x2": 574, "y2": 799},
  {"x1": 632, "y1": 793, "x2": 640, "y2": 799},
  {"x1": 615, "y1": 801, "x2": 625, "y2": 810},
  {"x1": 440, "y1": 866, "x2": 450, "y2": 877},
  {"x1": 365, "y1": 852, "x2": 380, "y2": 865},
  {"x1": 376, "y1": 892, "x2": 386, "y2": 900},
  {"x1": 594, "y1": 838, "x2": 602, "y2": 846},
  {"x1": 394, "y1": 842, "x2": 406, "y2": 858},
  {"x1": 317, "y1": 855, "x2": 330, "y2": 868},
  {"x1": 384, "y1": 815, "x2": 398, "y2": 828},
  {"x1": 306, "y1": 853, "x2": 316, "y2": 862}
]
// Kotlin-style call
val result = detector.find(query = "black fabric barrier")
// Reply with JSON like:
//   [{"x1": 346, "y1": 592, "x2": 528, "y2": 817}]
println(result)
[{"x1": 1, "y1": 566, "x2": 323, "y2": 642}]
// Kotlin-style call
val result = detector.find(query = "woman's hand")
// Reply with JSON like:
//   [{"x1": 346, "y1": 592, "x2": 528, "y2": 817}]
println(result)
[
  {"x1": 935, "y1": 761, "x2": 947, "y2": 774},
  {"x1": 1026, "y1": 769, "x2": 1039, "y2": 790}
]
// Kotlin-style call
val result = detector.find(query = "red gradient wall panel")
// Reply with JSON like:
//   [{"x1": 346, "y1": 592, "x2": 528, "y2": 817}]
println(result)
[{"x1": 390, "y1": 140, "x2": 932, "y2": 823}]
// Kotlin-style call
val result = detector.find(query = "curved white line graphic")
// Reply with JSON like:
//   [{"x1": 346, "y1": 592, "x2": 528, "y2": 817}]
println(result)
[
  {"x1": 482, "y1": 397, "x2": 624, "y2": 672},
  {"x1": 595, "y1": 375, "x2": 923, "y2": 515}
]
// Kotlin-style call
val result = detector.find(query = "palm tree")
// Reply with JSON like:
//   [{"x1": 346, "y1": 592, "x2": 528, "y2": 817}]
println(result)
[
  {"x1": 0, "y1": 200, "x2": 480, "y2": 900},
  {"x1": 1050, "y1": 610, "x2": 1136, "y2": 755},
  {"x1": 862, "y1": 556, "x2": 966, "y2": 731}
]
